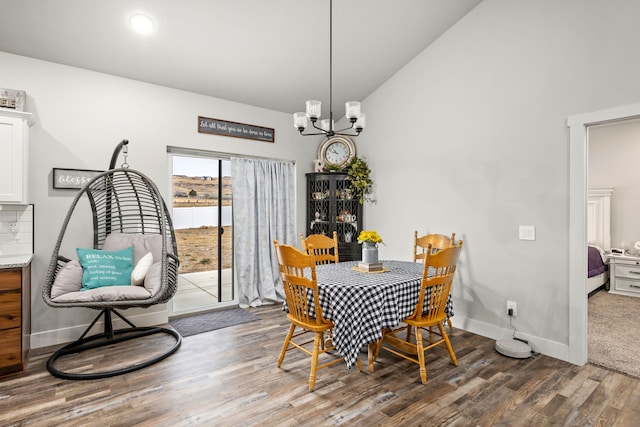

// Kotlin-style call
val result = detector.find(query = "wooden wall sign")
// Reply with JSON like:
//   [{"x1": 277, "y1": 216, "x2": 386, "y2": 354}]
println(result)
[
  {"x1": 52, "y1": 168, "x2": 103, "y2": 189},
  {"x1": 198, "y1": 116, "x2": 274, "y2": 143}
]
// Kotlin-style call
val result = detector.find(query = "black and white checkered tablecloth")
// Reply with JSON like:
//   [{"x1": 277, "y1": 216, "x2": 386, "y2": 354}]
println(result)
[{"x1": 289, "y1": 260, "x2": 453, "y2": 369}]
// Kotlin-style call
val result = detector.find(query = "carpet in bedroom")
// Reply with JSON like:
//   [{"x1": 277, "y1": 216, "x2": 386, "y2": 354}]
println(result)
[
  {"x1": 169, "y1": 307, "x2": 259, "y2": 337},
  {"x1": 588, "y1": 291, "x2": 640, "y2": 378}
]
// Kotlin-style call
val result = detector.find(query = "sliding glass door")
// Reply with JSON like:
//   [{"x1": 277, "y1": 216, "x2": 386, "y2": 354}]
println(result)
[{"x1": 169, "y1": 154, "x2": 234, "y2": 315}]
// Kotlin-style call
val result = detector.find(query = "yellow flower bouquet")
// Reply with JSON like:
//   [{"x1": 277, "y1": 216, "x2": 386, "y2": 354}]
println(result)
[{"x1": 358, "y1": 230, "x2": 384, "y2": 245}]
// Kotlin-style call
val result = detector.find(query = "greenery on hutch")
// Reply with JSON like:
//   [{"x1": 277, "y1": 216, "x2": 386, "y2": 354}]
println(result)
[{"x1": 323, "y1": 156, "x2": 373, "y2": 204}]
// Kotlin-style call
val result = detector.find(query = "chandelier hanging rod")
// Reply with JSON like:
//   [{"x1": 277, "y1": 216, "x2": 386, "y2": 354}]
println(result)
[{"x1": 293, "y1": 0, "x2": 366, "y2": 137}]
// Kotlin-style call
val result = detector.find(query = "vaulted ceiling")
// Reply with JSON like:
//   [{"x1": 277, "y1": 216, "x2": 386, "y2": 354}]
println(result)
[{"x1": 0, "y1": 0, "x2": 481, "y2": 114}]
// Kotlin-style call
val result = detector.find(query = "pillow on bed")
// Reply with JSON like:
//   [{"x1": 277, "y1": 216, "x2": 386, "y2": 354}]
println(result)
[{"x1": 76, "y1": 246, "x2": 134, "y2": 290}]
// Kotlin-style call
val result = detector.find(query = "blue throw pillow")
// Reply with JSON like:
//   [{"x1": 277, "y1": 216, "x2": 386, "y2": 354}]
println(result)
[{"x1": 76, "y1": 247, "x2": 134, "y2": 290}]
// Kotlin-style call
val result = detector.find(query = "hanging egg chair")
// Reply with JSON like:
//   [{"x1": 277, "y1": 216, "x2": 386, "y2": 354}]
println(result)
[{"x1": 42, "y1": 140, "x2": 181, "y2": 379}]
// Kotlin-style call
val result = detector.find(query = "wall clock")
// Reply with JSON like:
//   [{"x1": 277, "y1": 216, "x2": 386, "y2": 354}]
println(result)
[{"x1": 317, "y1": 136, "x2": 356, "y2": 167}]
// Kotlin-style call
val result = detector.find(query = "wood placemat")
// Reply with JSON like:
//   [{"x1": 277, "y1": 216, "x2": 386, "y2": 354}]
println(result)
[{"x1": 351, "y1": 266, "x2": 391, "y2": 274}]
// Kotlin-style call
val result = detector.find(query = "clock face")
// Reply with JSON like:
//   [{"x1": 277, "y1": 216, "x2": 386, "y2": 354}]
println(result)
[
  {"x1": 318, "y1": 136, "x2": 356, "y2": 167},
  {"x1": 326, "y1": 141, "x2": 348, "y2": 164}
]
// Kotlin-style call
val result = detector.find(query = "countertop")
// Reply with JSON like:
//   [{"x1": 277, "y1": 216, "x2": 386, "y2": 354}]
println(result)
[{"x1": 0, "y1": 254, "x2": 33, "y2": 269}]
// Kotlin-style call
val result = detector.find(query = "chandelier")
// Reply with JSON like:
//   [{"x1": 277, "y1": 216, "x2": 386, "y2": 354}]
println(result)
[{"x1": 293, "y1": 0, "x2": 366, "y2": 137}]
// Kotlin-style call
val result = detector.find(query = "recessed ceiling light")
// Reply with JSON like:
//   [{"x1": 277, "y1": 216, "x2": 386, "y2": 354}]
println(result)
[{"x1": 129, "y1": 13, "x2": 154, "y2": 35}]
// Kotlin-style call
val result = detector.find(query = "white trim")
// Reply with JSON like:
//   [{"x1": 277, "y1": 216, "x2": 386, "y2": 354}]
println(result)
[
  {"x1": 30, "y1": 310, "x2": 168, "y2": 349},
  {"x1": 166, "y1": 145, "x2": 296, "y2": 164},
  {"x1": 453, "y1": 316, "x2": 568, "y2": 361},
  {"x1": 0, "y1": 109, "x2": 35, "y2": 127},
  {"x1": 568, "y1": 102, "x2": 640, "y2": 365}
]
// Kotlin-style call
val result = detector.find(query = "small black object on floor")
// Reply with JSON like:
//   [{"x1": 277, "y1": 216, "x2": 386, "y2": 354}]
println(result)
[{"x1": 170, "y1": 307, "x2": 260, "y2": 337}]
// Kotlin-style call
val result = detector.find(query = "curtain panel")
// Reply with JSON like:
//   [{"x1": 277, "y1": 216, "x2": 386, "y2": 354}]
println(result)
[{"x1": 231, "y1": 157, "x2": 296, "y2": 307}]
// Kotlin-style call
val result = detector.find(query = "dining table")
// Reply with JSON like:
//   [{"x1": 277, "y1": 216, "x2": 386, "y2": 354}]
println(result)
[{"x1": 304, "y1": 259, "x2": 454, "y2": 372}]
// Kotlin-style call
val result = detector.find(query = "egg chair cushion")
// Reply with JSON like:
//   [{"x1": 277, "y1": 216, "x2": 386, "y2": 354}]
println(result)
[
  {"x1": 50, "y1": 260, "x2": 83, "y2": 299},
  {"x1": 51, "y1": 260, "x2": 164, "y2": 303},
  {"x1": 102, "y1": 232, "x2": 164, "y2": 264},
  {"x1": 52, "y1": 284, "x2": 153, "y2": 303},
  {"x1": 142, "y1": 261, "x2": 163, "y2": 296}
]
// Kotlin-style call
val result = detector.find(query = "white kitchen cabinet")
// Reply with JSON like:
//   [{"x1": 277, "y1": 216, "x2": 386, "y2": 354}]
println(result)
[{"x1": 0, "y1": 110, "x2": 35, "y2": 204}]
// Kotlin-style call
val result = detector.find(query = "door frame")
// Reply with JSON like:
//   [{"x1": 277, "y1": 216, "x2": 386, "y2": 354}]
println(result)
[
  {"x1": 167, "y1": 150, "x2": 237, "y2": 316},
  {"x1": 568, "y1": 101, "x2": 640, "y2": 364}
]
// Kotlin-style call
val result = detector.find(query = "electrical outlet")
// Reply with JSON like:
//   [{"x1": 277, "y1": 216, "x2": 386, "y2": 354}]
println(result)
[
  {"x1": 9, "y1": 223, "x2": 19, "y2": 233},
  {"x1": 507, "y1": 300, "x2": 517, "y2": 317}
]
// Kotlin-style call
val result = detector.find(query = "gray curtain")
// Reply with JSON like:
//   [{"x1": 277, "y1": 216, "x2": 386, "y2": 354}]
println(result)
[{"x1": 231, "y1": 157, "x2": 296, "y2": 307}]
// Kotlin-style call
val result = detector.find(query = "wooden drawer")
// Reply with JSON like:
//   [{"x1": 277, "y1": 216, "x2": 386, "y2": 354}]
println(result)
[
  {"x1": 0, "y1": 290, "x2": 21, "y2": 330},
  {"x1": 0, "y1": 269, "x2": 21, "y2": 291},
  {"x1": 0, "y1": 327, "x2": 21, "y2": 373}
]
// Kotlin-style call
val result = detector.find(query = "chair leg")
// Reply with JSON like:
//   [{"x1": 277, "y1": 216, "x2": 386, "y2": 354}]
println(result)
[
  {"x1": 447, "y1": 318, "x2": 453, "y2": 331},
  {"x1": 406, "y1": 324, "x2": 412, "y2": 342},
  {"x1": 439, "y1": 323, "x2": 458, "y2": 366},
  {"x1": 278, "y1": 324, "x2": 296, "y2": 368},
  {"x1": 416, "y1": 327, "x2": 427, "y2": 384},
  {"x1": 373, "y1": 327, "x2": 391, "y2": 361},
  {"x1": 309, "y1": 331, "x2": 323, "y2": 392},
  {"x1": 323, "y1": 328, "x2": 334, "y2": 349}
]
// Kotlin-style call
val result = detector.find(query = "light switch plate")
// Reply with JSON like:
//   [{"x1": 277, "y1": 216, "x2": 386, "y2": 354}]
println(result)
[{"x1": 519, "y1": 225, "x2": 535, "y2": 241}]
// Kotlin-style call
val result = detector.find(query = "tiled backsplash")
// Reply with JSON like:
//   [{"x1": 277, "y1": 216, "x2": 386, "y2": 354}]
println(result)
[{"x1": 0, "y1": 204, "x2": 33, "y2": 256}]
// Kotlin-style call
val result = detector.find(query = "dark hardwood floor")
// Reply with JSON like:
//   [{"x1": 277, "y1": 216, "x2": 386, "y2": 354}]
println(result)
[{"x1": 2, "y1": 304, "x2": 639, "y2": 426}]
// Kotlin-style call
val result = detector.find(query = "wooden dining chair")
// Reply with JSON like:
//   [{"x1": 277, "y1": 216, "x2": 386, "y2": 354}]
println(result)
[
  {"x1": 374, "y1": 243, "x2": 462, "y2": 384},
  {"x1": 413, "y1": 231, "x2": 456, "y2": 262},
  {"x1": 273, "y1": 240, "x2": 360, "y2": 391},
  {"x1": 300, "y1": 231, "x2": 339, "y2": 264},
  {"x1": 413, "y1": 231, "x2": 457, "y2": 330},
  {"x1": 300, "y1": 231, "x2": 339, "y2": 348}
]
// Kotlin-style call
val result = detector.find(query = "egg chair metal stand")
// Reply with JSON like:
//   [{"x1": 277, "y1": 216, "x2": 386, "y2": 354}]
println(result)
[{"x1": 42, "y1": 140, "x2": 182, "y2": 380}]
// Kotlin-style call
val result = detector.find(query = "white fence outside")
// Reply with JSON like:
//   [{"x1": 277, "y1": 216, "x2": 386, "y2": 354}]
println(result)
[{"x1": 172, "y1": 206, "x2": 232, "y2": 229}]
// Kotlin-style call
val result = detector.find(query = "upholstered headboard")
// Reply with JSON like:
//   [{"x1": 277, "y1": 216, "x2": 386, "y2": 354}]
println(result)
[{"x1": 587, "y1": 187, "x2": 614, "y2": 251}]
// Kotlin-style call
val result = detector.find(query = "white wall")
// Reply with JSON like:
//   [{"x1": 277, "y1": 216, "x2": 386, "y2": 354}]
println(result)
[
  {"x1": 359, "y1": 0, "x2": 640, "y2": 360},
  {"x1": 589, "y1": 119, "x2": 640, "y2": 248},
  {"x1": 0, "y1": 51, "x2": 317, "y2": 348}
]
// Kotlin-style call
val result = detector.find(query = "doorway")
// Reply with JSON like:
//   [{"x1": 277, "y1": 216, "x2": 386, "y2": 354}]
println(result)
[
  {"x1": 568, "y1": 102, "x2": 640, "y2": 365},
  {"x1": 169, "y1": 154, "x2": 235, "y2": 316}
]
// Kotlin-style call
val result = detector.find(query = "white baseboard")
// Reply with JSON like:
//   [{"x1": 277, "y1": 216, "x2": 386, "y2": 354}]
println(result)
[
  {"x1": 30, "y1": 310, "x2": 169, "y2": 350},
  {"x1": 452, "y1": 316, "x2": 570, "y2": 363}
]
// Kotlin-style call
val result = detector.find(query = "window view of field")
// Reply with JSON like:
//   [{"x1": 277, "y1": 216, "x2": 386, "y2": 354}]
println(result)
[{"x1": 172, "y1": 174, "x2": 233, "y2": 274}]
